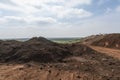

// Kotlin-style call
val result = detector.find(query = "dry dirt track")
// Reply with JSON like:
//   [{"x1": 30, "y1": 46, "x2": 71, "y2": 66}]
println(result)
[
  {"x1": 90, "y1": 46, "x2": 120, "y2": 60},
  {"x1": 0, "y1": 64, "x2": 99, "y2": 80}
]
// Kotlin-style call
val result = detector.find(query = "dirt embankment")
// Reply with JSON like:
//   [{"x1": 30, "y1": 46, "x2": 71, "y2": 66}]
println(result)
[
  {"x1": 91, "y1": 33, "x2": 120, "y2": 49},
  {"x1": 79, "y1": 34, "x2": 106, "y2": 45},
  {"x1": 80, "y1": 33, "x2": 120, "y2": 49}
]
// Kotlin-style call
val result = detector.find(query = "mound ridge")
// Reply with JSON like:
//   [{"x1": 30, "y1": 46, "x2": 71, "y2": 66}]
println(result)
[
  {"x1": 26, "y1": 37, "x2": 54, "y2": 44},
  {"x1": 80, "y1": 34, "x2": 106, "y2": 45},
  {"x1": 92, "y1": 33, "x2": 120, "y2": 49},
  {"x1": 0, "y1": 37, "x2": 71, "y2": 63}
]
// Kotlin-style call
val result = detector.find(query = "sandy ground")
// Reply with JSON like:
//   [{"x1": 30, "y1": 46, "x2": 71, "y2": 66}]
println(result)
[
  {"x1": 0, "y1": 64, "x2": 102, "y2": 80},
  {"x1": 90, "y1": 46, "x2": 120, "y2": 60}
]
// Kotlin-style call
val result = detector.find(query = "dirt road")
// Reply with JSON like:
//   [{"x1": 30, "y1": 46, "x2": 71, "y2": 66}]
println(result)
[{"x1": 90, "y1": 46, "x2": 120, "y2": 60}]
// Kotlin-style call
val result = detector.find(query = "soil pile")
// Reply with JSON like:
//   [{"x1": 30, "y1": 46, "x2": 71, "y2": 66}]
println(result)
[
  {"x1": 79, "y1": 34, "x2": 106, "y2": 45},
  {"x1": 0, "y1": 37, "x2": 70, "y2": 63},
  {"x1": 26, "y1": 37, "x2": 54, "y2": 45},
  {"x1": 92, "y1": 33, "x2": 120, "y2": 49}
]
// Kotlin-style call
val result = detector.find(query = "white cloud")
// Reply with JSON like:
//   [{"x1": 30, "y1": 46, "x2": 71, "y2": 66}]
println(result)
[
  {"x1": 23, "y1": 16, "x2": 57, "y2": 23},
  {"x1": 0, "y1": 15, "x2": 57, "y2": 26},
  {"x1": 0, "y1": 3, "x2": 22, "y2": 12},
  {"x1": 0, "y1": 2, "x2": 40, "y2": 15},
  {"x1": 4, "y1": 16, "x2": 22, "y2": 21},
  {"x1": 0, "y1": 0, "x2": 93, "y2": 24},
  {"x1": 39, "y1": 5, "x2": 92, "y2": 19},
  {"x1": 0, "y1": 18, "x2": 7, "y2": 24},
  {"x1": 10, "y1": 0, "x2": 92, "y2": 7},
  {"x1": 9, "y1": 0, "x2": 93, "y2": 16},
  {"x1": 11, "y1": 0, "x2": 63, "y2": 6},
  {"x1": 116, "y1": 6, "x2": 120, "y2": 12},
  {"x1": 67, "y1": 8, "x2": 92, "y2": 18},
  {"x1": 64, "y1": 0, "x2": 92, "y2": 7}
]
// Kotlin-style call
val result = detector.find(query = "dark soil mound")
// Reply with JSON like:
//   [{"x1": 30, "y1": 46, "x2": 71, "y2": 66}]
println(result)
[
  {"x1": 92, "y1": 33, "x2": 120, "y2": 49},
  {"x1": 0, "y1": 37, "x2": 70, "y2": 63}
]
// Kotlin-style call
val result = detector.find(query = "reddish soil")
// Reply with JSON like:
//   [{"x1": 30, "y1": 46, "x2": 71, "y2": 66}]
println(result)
[
  {"x1": 80, "y1": 34, "x2": 106, "y2": 45},
  {"x1": 92, "y1": 34, "x2": 120, "y2": 49},
  {"x1": 90, "y1": 46, "x2": 120, "y2": 60}
]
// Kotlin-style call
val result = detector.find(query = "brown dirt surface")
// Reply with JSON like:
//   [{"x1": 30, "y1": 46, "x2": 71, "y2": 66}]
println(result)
[
  {"x1": 0, "y1": 37, "x2": 71, "y2": 63},
  {"x1": 91, "y1": 33, "x2": 120, "y2": 49},
  {"x1": 0, "y1": 37, "x2": 120, "y2": 80},
  {"x1": 90, "y1": 46, "x2": 120, "y2": 60},
  {"x1": 79, "y1": 34, "x2": 106, "y2": 45}
]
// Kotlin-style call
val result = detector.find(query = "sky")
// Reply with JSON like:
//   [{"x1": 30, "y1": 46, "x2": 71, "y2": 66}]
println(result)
[{"x1": 0, "y1": 0, "x2": 120, "y2": 38}]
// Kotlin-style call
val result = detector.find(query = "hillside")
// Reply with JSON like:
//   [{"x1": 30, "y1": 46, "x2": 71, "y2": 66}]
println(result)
[{"x1": 91, "y1": 33, "x2": 120, "y2": 49}]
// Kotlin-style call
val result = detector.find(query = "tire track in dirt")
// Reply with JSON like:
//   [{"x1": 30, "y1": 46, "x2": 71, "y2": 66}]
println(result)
[{"x1": 90, "y1": 46, "x2": 120, "y2": 60}]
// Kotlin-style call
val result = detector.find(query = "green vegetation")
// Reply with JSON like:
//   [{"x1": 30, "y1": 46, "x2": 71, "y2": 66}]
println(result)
[
  {"x1": 49, "y1": 38, "x2": 82, "y2": 44},
  {"x1": 2, "y1": 38, "x2": 82, "y2": 44}
]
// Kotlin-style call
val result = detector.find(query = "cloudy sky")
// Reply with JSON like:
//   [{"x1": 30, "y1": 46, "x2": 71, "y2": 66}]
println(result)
[{"x1": 0, "y1": 0, "x2": 120, "y2": 38}]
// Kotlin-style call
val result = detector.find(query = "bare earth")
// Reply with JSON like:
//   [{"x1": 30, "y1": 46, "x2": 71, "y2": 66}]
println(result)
[
  {"x1": 0, "y1": 36, "x2": 120, "y2": 80},
  {"x1": 90, "y1": 46, "x2": 120, "y2": 60}
]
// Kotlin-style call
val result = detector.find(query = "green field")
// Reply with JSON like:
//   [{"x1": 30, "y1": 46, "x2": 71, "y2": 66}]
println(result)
[{"x1": 49, "y1": 38, "x2": 82, "y2": 44}]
